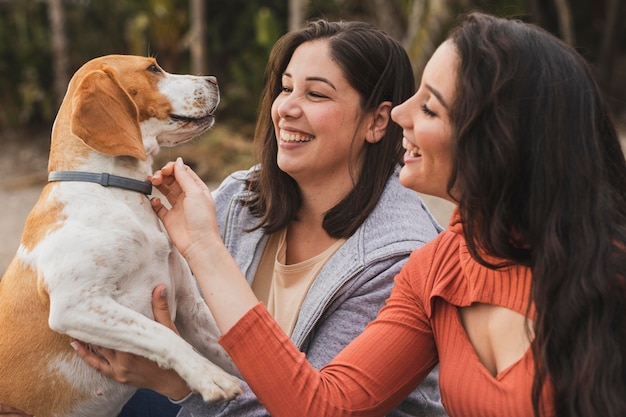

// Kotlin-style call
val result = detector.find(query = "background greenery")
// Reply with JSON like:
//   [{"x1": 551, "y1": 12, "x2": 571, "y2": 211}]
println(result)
[{"x1": 1, "y1": 0, "x2": 624, "y2": 182}]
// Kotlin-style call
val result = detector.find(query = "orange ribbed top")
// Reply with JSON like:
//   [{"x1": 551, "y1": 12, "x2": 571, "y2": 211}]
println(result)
[{"x1": 221, "y1": 209, "x2": 550, "y2": 416}]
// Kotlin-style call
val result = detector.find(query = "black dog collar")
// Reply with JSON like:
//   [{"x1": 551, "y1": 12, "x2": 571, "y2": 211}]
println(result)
[{"x1": 48, "y1": 171, "x2": 152, "y2": 195}]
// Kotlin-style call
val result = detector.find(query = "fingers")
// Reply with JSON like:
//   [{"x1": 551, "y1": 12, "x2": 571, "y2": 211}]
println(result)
[
  {"x1": 173, "y1": 157, "x2": 210, "y2": 195},
  {"x1": 150, "y1": 197, "x2": 169, "y2": 221},
  {"x1": 151, "y1": 161, "x2": 176, "y2": 186},
  {"x1": 161, "y1": 161, "x2": 176, "y2": 176},
  {"x1": 71, "y1": 341, "x2": 114, "y2": 378},
  {"x1": 151, "y1": 167, "x2": 175, "y2": 188},
  {"x1": 152, "y1": 285, "x2": 179, "y2": 334},
  {"x1": 152, "y1": 162, "x2": 182, "y2": 202},
  {"x1": 152, "y1": 158, "x2": 209, "y2": 204}
]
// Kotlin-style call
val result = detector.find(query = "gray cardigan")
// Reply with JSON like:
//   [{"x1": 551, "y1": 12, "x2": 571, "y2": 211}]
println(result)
[{"x1": 177, "y1": 166, "x2": 447, "y2": 417}]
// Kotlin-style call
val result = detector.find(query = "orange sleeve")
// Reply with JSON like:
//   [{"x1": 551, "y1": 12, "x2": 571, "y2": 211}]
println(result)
[{"x1": 220, "y1": 248, "x2": 439, "y2": 417}]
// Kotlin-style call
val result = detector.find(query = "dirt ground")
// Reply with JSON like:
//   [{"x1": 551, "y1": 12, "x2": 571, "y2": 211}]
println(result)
[{"x1": 1, "y1": 133, "x2": 50, "y2": 274}]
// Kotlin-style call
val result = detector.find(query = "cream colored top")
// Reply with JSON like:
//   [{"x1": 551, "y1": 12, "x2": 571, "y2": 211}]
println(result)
[{"x1": 251, "y1": 228, "x2": 346, "y2": 335}]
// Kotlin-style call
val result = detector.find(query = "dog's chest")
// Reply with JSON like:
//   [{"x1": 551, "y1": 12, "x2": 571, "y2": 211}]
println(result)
[{"x1": 22, "y1": 184, "x2": 174, "y2": 302}]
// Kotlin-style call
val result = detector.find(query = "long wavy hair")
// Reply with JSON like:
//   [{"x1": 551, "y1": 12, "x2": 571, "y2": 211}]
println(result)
[
  {"x1": 447, "y1": 12, "x2": 626, "y2": 417},
  {"x1": 244, "y1": 19, "x2": 415, "y2": 237}
]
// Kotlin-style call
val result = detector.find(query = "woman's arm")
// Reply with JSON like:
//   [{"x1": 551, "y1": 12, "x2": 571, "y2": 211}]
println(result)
[
  {"x1": 303, "y1": 260, "x2": 446, "y2": 417},
  {"x1": 150, "y1": 158, "x2": 259, "y2": 332},
  {"x1": 175, "y1": 260, "x2": 442, "y2": 417},
  {"x1": 151, "y1": 159, "x2": 439, "y2": 416},
  {"x1": 220, "y1": 268, "x2": 438, "y2": 416}
]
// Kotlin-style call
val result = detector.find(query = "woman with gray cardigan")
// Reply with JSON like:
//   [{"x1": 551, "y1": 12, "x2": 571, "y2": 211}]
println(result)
[{"x1": 68, "y1": 20, "x2": 447, "y2": 417}]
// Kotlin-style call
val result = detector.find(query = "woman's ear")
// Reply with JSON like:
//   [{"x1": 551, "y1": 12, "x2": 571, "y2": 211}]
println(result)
[{"x1": 365, "y1": 101, "x2": 392, "y2": 143}]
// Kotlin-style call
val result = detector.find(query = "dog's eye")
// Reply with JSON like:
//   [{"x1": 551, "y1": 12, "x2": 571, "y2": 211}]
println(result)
[{"x1": 147, "y1": 64, "x2": 162, "y2": 74}]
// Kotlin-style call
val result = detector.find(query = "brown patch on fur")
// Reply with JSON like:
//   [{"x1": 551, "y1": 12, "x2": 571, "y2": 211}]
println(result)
[
  {"x1": 0, "y1": 186, "x2": 91, "y2": 414},
  {"x1": 70, "y1": 66, "x2": 146, "y2": 161},
  {"x1": 0, "y1": 260, "x2": 90, "y2": 416},
  {"x1": 20, "y1": 185, "x2": 66, "y2": 252},
  {"x1": 49, "y1": 55, "x2": 174, "y2": 171}
]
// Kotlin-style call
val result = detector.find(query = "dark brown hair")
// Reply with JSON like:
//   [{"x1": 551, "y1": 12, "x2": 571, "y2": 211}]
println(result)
[
  {"x1": 449, "y1": 12, "x2": 626, "y2": 417},
  {"x1": 244, "y1": 19, "x2": 415, "y2": 237}
]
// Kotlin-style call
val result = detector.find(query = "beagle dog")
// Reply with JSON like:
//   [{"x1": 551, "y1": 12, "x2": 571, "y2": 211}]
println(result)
[{"x1": 0, "y1": 55, "x2": 241, "y2": 417}]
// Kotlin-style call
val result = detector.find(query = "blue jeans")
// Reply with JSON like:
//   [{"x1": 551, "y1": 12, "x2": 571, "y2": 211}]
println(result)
[{"x1": 118, "y1": 389, "x2": 181, "y2": 417}]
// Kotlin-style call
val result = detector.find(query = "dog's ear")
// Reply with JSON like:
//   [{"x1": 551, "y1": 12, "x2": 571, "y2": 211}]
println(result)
[{"x1": 70, "y1": 67, "x2": 147, "y2": 160}]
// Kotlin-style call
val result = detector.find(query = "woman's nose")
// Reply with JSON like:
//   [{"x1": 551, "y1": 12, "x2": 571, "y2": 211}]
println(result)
[
  {"x1": 275, "y1": 93, "x2": 303, "y2": 119},
  {"x1": 390, "y1": 104, "x2": 404, "y2": 125},
  {"x1": 391, "y1": 95, "x2": 413, "y2": 127}
]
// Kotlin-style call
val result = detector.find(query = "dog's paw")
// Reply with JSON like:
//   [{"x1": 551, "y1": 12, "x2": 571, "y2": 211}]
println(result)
[{"x1": 188, "y1": 362, "x2": 243, "y2": 403}]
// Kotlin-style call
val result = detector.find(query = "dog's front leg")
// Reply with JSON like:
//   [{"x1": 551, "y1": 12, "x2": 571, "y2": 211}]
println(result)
[
  {"x1": 169, "y1": 253, "x2": 241, "y2": 378},
  {"x1": 48, "y1": 295, "x2": 242, "y2": 403}
]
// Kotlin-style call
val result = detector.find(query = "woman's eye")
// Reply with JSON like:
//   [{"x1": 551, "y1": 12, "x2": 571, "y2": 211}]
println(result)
[
  {"x1": 421, "y1": 104, "x2": 437, "y2": 117},
  {"x1": 280, "y1": 86, "x2": 292, "y2": 93},
  {"x1": 309, "y1": 91, "x2": 328, "y2": 99}
]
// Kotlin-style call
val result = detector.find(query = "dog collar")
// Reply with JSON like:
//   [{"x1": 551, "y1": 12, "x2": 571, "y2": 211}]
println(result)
[{"x1": 48, "y1": 171, "x2": 153, "y2": 195}]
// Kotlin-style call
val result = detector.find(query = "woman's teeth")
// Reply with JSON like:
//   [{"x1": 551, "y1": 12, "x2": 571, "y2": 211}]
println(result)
[
  {"x1": 403, "y1": 137, "x2": 422, "y2": 157},
  {"x1": 280, "y1": 130, "x2": 314, "y2": 142}
]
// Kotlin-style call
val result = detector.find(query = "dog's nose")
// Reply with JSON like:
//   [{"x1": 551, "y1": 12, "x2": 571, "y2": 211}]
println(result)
[{"x1": 206, "y1": 76, "x2": 218, "y2": 85}]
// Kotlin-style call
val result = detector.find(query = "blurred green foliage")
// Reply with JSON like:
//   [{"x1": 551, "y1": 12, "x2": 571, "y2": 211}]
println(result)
[
  {"x1": 0, "y1": 0, "x2": 624, "y2": 139},
  {"x1": 0, "y1": 0, "x2": 288, "y2": 132},
  {"x1": 0, "y1": 2, "x2": 52, "y2": 128}
]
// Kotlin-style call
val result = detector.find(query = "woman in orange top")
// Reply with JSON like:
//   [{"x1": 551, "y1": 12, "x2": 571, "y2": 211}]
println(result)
[{"x1": 77, "y1": 11, "x2": 626, "y2": 417}]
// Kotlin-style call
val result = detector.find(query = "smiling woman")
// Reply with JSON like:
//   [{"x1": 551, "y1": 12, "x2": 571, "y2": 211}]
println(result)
[
  {"x1": 69, "y1": 19, "x2": 447, "y2": 417},
  {"x1": 393, "y1": 40, "x2": 458, "y2": 202},
  {"x1": 120, "y1": 12, "x2": 625, "y2": 417}
]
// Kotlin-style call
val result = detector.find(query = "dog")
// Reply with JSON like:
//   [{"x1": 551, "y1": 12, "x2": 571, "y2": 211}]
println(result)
[{"x1": 0, "y1": 55, "x2": 242, "y2": 417}]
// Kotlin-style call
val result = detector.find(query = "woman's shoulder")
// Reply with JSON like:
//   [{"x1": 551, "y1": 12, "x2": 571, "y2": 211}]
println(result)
[
  {"x1": 212, "y1": 166, "x2": 259, "y2": 206},
  {"x1": 398, "y1": 225, "x2": 465, "y2": 311},
  {"x1": 213, "y1": 165, "x2": 258, "y2": 193},
  {"x1": 406, "y1": 225, "x2": 462, "y2": 269},
  {"x1": 363, "y1": 171, "x2": 443, "y2": 242},
  {"x1": 406, "y1": 209, "x2": 462, "y2": 272},
  {"x1": 211, "y1": 166, "x2": 260, "y2": 232}
]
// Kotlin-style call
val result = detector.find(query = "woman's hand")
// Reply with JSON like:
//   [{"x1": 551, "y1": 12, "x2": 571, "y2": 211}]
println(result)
[
  {"x1": 150, "y1": 158, "x2": 221, "y2": 260},
  {"x1": 0, "y1": 404, "x2": 32, "y2": 417},
  {"x1": 72, "y1": 285, "x2": 192, "y2": 400},
  {"x1": 151, "y1": 158, "x2": 260, "y2": 334}
]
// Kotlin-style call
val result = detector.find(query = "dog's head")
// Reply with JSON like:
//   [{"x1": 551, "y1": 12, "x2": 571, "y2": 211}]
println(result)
[{"x1": 53, "y1": 55, "x2": 219, "y2": 162}]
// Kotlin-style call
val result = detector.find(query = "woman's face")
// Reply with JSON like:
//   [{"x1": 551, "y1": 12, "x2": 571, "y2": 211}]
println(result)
[
  {"x1": 271, "y1": 40, "x2": 371, "y2": 191},
  {"x1": 391, "y1": 40, "x2": 458, "y2": 202}
]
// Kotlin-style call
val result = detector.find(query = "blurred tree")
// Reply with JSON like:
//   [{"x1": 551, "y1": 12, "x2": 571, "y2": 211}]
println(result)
[
  {"x1": 201, "y1": 1, "x2": 285, "y2": 127},
  {"x1": 300, "y1": 0, "x2": 469, "y2": 84},
  {"x1": 47, "y1": 0, "x2": 69, "y2": 107},
  {"x1": 0, "y1": 1, "x2": 53, "y2": 129},
  {"x1": 597, "y1": 0, "x2": 622, "y2": 94},
  {"x1": 189, "y1": 0, "x2": 207, "y2": 74},
  {"x1": 553, "y1": 0, "x2": 574, "y2": 44},
  {"x1": 526, "y1": 0, "x2": 625, "y2": 109},
  {"x1": 399, "y1": 0, "x2": 463, "y2": 81},
  {"x1": 0, "y1": 0, "x2": 623, "y2": 137},
  {"x1": 289, "y1": 0, "x2": 309, "y2": 29},
  {"x1": 143, "y1": 0, "x2": 188, "y2": 71}
]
